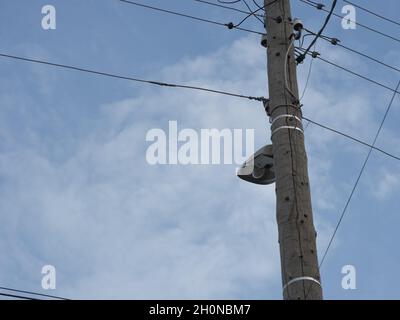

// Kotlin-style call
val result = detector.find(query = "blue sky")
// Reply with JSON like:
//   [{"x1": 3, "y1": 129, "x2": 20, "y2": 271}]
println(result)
[{"x1": 0, "y1": 0, "x2": 400, "y2": 299}]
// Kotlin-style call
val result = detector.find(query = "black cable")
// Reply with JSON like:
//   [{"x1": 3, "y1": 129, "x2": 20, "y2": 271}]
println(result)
[
  {"x1": 194, "y1": 0, "x2": 264, "y2": 18},
  {"x1": 0, "y1": 286, "x2": 69, "y2": 300},
  {"x1": 241, "y1": 0, "x2": 264, "y2": 24},
  {"x1": 299, "y1": 42, "x2": 317, "y2": 101},
  {"x1": 1, "y1": 54, "x2": 399, "y2": 163},
  {"x1": 297, "y1": 47, "x2": 400, "y2": 96},
  {"x1": 0, "y1": 52, "x2": 267, "y2": 102},
  {"x1": 118, "y1": 0, "x2": 263, "y2": 35},
  {"x1": 296, "y1": 0, "x2": 337, "y2": 63},
  {"x1": 218, "y1": 0, "x2": 241, "y2": 3},
  {"x1": 252, "y1": 0, "x2": 264, "y2": 11},
  {"x1": 234, "y1": 5, "x2": 265, "y2": 28},
  {"x1": 194, "y1": 0, "x2": 278, "y2": 20},
  {"x1": 0, "y1": 292, "x2": 38, "y2": 300},
  {"x1": 336, "y1": 42, "x2": 400, "y2": 74},
  {"x1": 315, "y1": 55, "x2": 400, "y2": 95},
  {"x1": 304, "y1": 28, "x2": 400, "y2": 74},
  {"x1": 298, "y1": 0, "x2": 400, "y2": 44},
  {"x1": 343, "y1": 0, "x2": 400, "y2": 27},
  {"x1": 304, "y1": 80, "x2": 400, "y2": 299},
  {"x1": 318, "y1": 79, "x2": 400, "y2": 269},
  {"x1": 302, "y1": 117, "x2": 400, "y2": 161}
]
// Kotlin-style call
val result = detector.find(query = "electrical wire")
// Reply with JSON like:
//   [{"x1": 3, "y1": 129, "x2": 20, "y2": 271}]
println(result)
[
  {"x1": 304, "y1": 28, "x2": 400, "y2": 74},
  {"x1": 234, "y1": 6, "x2": 265, "y2": 28},
  {"x1": 315, "y1": 55, "x2": 400, "y2": 95},
  {"x1": 298, "y1": 0, "x2": 400, "y2": 44},
  {"x1": 118, "y1": 0, "x2": 263, "y2": 35},
  {"x1": 193, "y1": 0, "x2": 278, "y2": 26},
  {"x1": 218, "y1": 0, "x2": 241, "y2": 3},
  {"x1": 302, "y1": 117, "x2": 400, "y2": 161},
  {"x1": 284, "y1": 38, "x2": 298, "y2": 100},
  {"x1": 296, "y1": 0, "x2": 337, "y2": 63},
  {"x1": 0, "y1": 286, "x2": 69, "y2": 300},
  {"x1": 194, "y1": 0, "x2": 264, "y2": 18},
  {"x1": 2, "y1": 51, "x2": 399, "y2": 163},
  {"x1": 0, "y1": 52, "x2": 267, "y2": 102},
  {"x1": 342, "y1": 0, "x2": 400, "y2": 27},
  {"x1": 252, "y1": 0, "x2": 264, "y2": 11},
  {"x1": 0, "y1": 292, "x2": 38, "y2": 300},
  {"x1": 1, "y1": 52, "x2": 398, "y2": 163},
  {"x1": 297, "y1": 47, "x2": 400, "y2": 96},
  {"x1": 305, "y1": 80, "x2": 400, "y2": 299},
  {"x1": 241, "y1": 0, "x2": 264, "y2": 25},
  {"x1": 299, "y1": 43, "x2": 316, "y2": 101},
  {"x1": 319, "y1": 79, "x2": 400, "y2": 268}
]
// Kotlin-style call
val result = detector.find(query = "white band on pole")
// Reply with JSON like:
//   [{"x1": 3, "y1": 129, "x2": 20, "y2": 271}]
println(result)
[
  {"x1": 271, "y1": 126, "x2": 304, "y2": 137},
  {"x1": 270, "y1": 114, "x2": 302, "y2": 127},
  {"x1": 282, "y1": 276, "x2": 321, "y2": 292}
]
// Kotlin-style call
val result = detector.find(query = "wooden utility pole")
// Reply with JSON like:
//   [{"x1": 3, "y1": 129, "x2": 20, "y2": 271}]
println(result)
[{"x1": 264, "y1": 0, "x2": 322, "y2": 299}]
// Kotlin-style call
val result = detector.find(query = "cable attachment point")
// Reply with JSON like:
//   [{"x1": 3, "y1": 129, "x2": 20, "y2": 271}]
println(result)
[
  {"x1": 296, "y1": 54, "x2": 306, "y2": 64},
  {"x1": 293, "y1": 18, "x2": 304, "y2": 40},
  {"x1": 263, "y1": 99, "x2": 271, "y2": 116},
  {"x1": 311, "y1": 51, "x2": 320, "y2": 58},
  {"x1": 330, "y1": 38, "x2": 340, "y2": 45},
  {"x1": 225, "y1": 22, "x2": 234, "y2": 29}
]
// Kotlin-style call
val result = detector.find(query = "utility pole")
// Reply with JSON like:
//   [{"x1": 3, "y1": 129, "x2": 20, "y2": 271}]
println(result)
[{"x1": 263, "y1": 0, "x2": 322, "y2": 300}]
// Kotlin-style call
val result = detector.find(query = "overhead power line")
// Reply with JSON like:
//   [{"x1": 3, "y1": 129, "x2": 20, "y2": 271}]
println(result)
[
  {"x1": 343, "y1": 0, "x2": 400, "y2": 27},
  {"x1": 1, "y1": 52, "x2": 399, "y2": 163},
  {"x1": 194, "y1": 0, "x2": 264, "y2": 18},
  {"x1": 118, "y1": 0, "x2": 263, "y2": 35},
  {"x1": 218, "y1": 0, "x2": 241, "y2": 4},
  {"x1": 304, "y1": 28, "x2": 400, "y2": 74},
  {"x1": 240, "y1": 0, "x2": 264, "y2": 24},
  {"x1": 0, "y1": 52, "x2": 267, "y2": 102},
  {"x1": 318, "y1": 79, "x2": 400, "y2": 269},
  {"x1": 297, "y1": 0, "x2": 337, "y2": 63},
  {"x1": 305, "y1": 79, "x2": 400, "y2": 299},
  {"x1": 316, "y1": 55, "x2": 400, "y2": 95},
  {"x1": 302, "y1": 116, "x2": 400, "y2": 161},
  {"x1": 0, "y1": 292, "x2": 38, "y2": 300},
  {"x1": 298, "y1": 0, "x2": 400, "y2": 44},
  {"x1": 0, "y1": 286, "x2": 69, "y2": 300},
  {"x1": 297, "y1": 47, "x2": 400, "y2": 96}
]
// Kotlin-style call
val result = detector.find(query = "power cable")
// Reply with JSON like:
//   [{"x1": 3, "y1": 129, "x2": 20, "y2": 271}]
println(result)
[
  {"x1": 305, "y1": 80, "x2": 400, "y2": 299},
  {"x1": 0, "y1": 292, "x2": 38, "y2": 300},
  {"x1": 0, "y1": 52, "x2": 267, "y2": 103},
  {"x1": 1, "y1": 52, "x2": 399, "y2": 162},
  {"x1": 118, "y1": 0, "x2": 263, "y2": 35},
  {"x1": 298, "y1": 0, "x2": 400, "y2": 44},
  {"x1": 241, "y1": 0, "x2": 264, "y2": 24},
  {"x1": 296, "y1": 0, "x2": 337, "y2": 63},
  {"x1": 319, "y1": 79, "x2": 400, "y2": 269},
  {"x1": 304, "y1": 28, "x2": 400, "y2": 74},
  {"x1": 0, "y1": 286, "x2": 69, "y2": 300},
  {"x1": 342, "y1": 0, "x2": 400, "y2": 27},
  {"x1": 302, "y1": 116, "x2": 400, "y2": 161},
  {"x1": 194, "y1": 0, "x2": 264, "y2": 18},
  {"x1": 297, "y1": 47, "x2": 400, "y2": 96}
]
